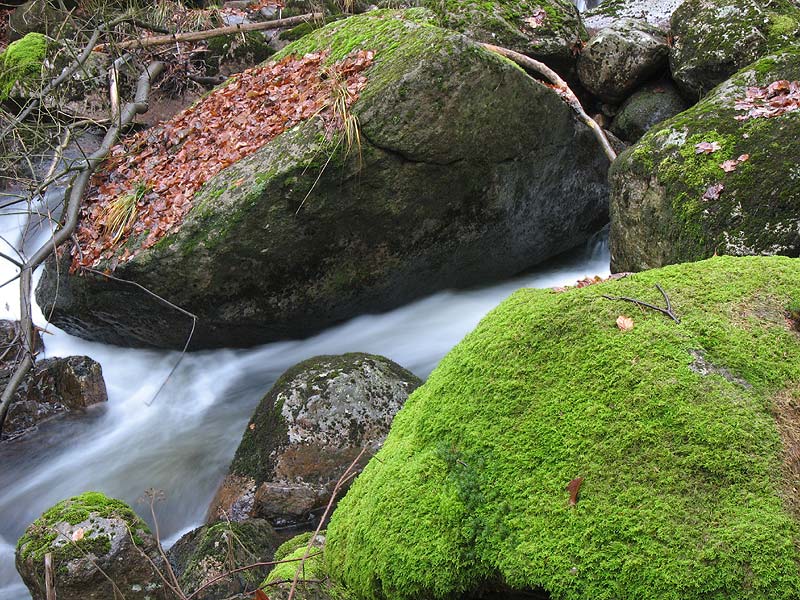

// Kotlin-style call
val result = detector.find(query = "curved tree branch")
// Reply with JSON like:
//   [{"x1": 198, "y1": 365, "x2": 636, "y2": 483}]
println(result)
[{"x1": 480, "y1": 43, "x2": 617, "y2": 162}]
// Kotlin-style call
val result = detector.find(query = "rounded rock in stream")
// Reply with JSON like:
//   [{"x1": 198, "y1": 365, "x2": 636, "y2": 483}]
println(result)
[
  {"x1": 208, "y1": 353, "x2": 421, "y2": 528},
  {"x1": 35, "y1": 10, "x2": 610, "y2": 350},
  {"x1": 15, "y1": 492, "x2": 167, "y2": 600}
]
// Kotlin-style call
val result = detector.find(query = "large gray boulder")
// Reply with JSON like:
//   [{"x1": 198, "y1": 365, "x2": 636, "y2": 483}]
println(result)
[
  {"x1": 669, "y1": 0, "x2": 800, "y2": 100},
  {"x1": 16, "y1": 492, "x2": 166, "y2": 600},
  {"x1": 577, "y1": 17, "x2": 669, "y2": 103},
  {"x1": 208, "y1": 353, "x2": 421, "y2": 527},
  {"x1": 36, "y1": 11, "x2": 611, "y2": 350},
  {"x1": 609, "y1": 49, "x2": 800, "y2": 272}
]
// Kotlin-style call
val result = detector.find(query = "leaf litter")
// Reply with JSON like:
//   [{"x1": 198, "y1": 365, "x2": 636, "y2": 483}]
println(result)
[
  {"x1": 73, "y1": 49, "x2": 374, "y2": 272},
  {"x1": 734, "y1": 79, "x2": 800, "y2": 121}
]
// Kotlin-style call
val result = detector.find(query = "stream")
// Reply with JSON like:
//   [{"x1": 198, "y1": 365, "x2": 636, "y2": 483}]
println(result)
[{"x1": 0, "y1": 207, "x2": 609, "y2": 598}]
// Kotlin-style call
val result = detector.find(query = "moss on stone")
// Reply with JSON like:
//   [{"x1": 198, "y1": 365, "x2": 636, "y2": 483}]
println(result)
[
  {"x1": 324, "y1": 255, "x2": 800, "y2": 600},
  {"x1": 266, "y1": 540, "x2": 325, "y2": 584},
  {"x1": 16, "y1": 492, "x2": 149, "y2": 565},
  {"x1": 274, "y1": 532, "x2": 316, "y2": 562},
  {"x1": 610, "y1": 48, "x2": 800, "y2": 272},
  {"x1": 0, "y1": 32, "x2": 47, "y2": 101}
]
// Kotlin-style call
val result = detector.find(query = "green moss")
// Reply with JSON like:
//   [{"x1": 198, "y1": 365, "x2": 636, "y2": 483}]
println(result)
[
  {"x1": 264, "y1": 541, "x2": 325, "y2": 584},
  {"x1": 325, "y1": 256, "x2": 800, "y2": 600},
  {"x1": 0, "y1": 32, "x2": 47, "y2": 101},
  {"x1": 16, "y1": 492, "x2": 149, "y2": 565},
  {"x1": 274, "y1": 532, "x2": 316, "y2": 561}
]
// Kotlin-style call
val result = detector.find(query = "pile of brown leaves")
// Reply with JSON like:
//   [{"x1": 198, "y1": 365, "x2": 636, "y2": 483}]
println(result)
[
  {"x1": 74, "y1": 49, "x2": 374, "y2": 271},
  {"x1": 735, "y1": 79, "x2": 800, "y2": 121},
  {"x1": 552, "y1": 272, "x2": 630, "y2": 293},
  {"x1": 0, "y1": 8, "x2": 11, "y2": 51}
]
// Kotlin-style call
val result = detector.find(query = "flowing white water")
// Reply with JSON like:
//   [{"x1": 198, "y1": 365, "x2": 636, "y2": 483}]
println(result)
[{"x1": 0, "y1": 202, "x2": 609, "y2": 598}]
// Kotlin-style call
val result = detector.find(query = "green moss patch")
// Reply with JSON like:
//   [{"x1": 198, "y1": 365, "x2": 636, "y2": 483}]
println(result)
[
  {"x1": 0, "y1": 32, "x2": 46, "y2": 101},
  {"x1": 325, "y1": 255, "x2": 800, "y2": 599}
]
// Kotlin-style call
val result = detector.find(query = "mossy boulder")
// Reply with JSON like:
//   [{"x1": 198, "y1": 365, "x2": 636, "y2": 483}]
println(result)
[
  {"x1": 609, "y1": 48, "x2": 800, "y2": 273},
  {"x1": 669, "y1": 0, "x2": 800, "y2": 101},
  {"x1": 8, "y1": 0, "x2": 75, "y2": 41},
  {"x1": 0, "y1": 32, "x2": 46, "y2": 101},
  {"x1": 321, "y1": 255, "x2": 800, "y2": 600},
  {"x1": 422, "y1": 0, "x2": 587, "y2": 78},
  {"x1": 208, "y1": 353, "x2": 421, "y2": 527},
  {"x1": 609, "y1": 79, "x2": 687, "y2": 142},
  {"x1": 167, "y1": 519, "x2": 279, "y2": 600},
  {"x1": 36, "y1": 10, "x2": 610, "y2": 350},
  {"x1": 15, "y1": 492, "x2": 166, "y2": 600},
  {"x1": 583, "y1": 0, "x2": 683, "y2": 32},
  {"x1": 577, "y1": 17, "x2": 669, "y2": 103}
]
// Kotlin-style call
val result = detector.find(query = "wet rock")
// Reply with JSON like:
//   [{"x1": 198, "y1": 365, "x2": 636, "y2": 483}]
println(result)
[
  {"x1": 609, "y1": 79, "x2": 687, "y2": 142},
  {"x1": 0, "y1": 320, "x2": 107, "y2": 442},
  {"x1": 583, "y1": 0, "x2": 683, "y2": 32},
  {"x1": 609, "y1": 48, "x2": 800, "y2": 272},
  {"x1": 577, "y1": 17, "x2": 669, "y2": 103},
  {"x1": 15, "y1": 492, "x2": 167, "y2": 600},
  {"x1": 36, "y1": 10, "x2": 611, "y2": 350},
  {"x1": 669, "y1": 0, "x2": 800, "y2": 101},
  {"x1": 167, "y1": 519, "x2": 279, "y2": 600},
  {"x1": 208, "y1": 353, "x2": 421, "y2": 527}
]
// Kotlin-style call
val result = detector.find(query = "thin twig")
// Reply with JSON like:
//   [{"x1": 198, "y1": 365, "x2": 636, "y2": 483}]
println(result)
[
  {"x1": 146, "y1": 491, "x2": 184, "y2": 597},
  {"x1": 602, "y1": 284, "x2": 680, "y2": 323}
]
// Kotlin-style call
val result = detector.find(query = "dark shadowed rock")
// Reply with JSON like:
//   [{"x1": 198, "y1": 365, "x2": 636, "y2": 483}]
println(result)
[
  {"x1": 208, "y1": 353, "x2": 421, "y2": 527},
  {"x1": 609, "y1": 79, "x2": 687, "y2": 142},
  {"x1": 167, "y1": 519, "x2": 279, "y2": 600}
]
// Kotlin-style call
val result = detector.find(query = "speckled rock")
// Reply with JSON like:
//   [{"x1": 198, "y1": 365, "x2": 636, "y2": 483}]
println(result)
[
  {"x1": 609, "y1": 79, "x2": 687, "y2": 142},
  {"x1": 167, "y1": 519, "x2": 279, "y2": 600},
  {"x1": 609, "y1": 48, "x2": 800, "y2": 272},
  {"x1": 208, "y1": 353, "x2": 421, "y2": 527},
  {"x1": 15, "y1": 492, "x2": 166, "y2": 600},
  {"x1": 669, "y1": 0, "x2": 800, "y2": 101},
  {"x1": 583, "y1": 0, "x2": 683, "y2": 32},
  {"x1": 0, "y1": 320, "x2": 107, "y2": 442},
  {"x1": 35, "y1": 11, "x2": 611, "y2": 350},
  {"x1": 577, "y1": 17, "x2": 669, "y2": 103}
]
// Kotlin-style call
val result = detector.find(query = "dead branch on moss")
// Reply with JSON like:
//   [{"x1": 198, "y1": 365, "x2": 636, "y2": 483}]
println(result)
[
  {"x1": 98, "y1": 13, "x2": 322, "y2": 51},
  {"x1": 479, "y1": 43, "x2": 617, "y2": 163},
  {"x1": 0, "y1": 60, "x2": 165, "y2": 436},
  {"x1": 603, "y1": 284, "x2": 681, "y2": 324}
]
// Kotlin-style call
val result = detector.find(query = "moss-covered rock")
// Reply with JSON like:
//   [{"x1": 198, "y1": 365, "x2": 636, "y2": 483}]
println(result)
[
  {"x1": 609, "y1": 79, "x2": 687, "y2": 142},
  {"x1": 8, "y1": 0, "x2": 75, "y2": 41},
  {"x1": 422, "y1": 0, "x2": 587, "y2": 79},
  {"x1": 583, "y1": 0, "x2": 682, "y2": 32},
  {"x1": 669, "y1": 0, "x2": 800, "y2": 101},
  {"x1": 15, "y1": 492, "x2": 166, "y2": 600},
  {"x1": 577, "y1": 17, "x2": 668, "y2": 103},
  {"x1": 36, "y1": 10, "x2": 610, "y2": 349},
  {"x1": 208, "y1": 353, "x2": 421, "y2": 527},
  {"x1": 0, "y1": 32, "x2": 46, "y2": 101},
  {"x1": 322, "y1": 255, "x2": 800, "y2": 600},
  {"x1": 167, "y1": 519, "x2": 279, "y2": 600},
  {"x1": 261, "y1": 533, "x2": 329, "y2": 600},
  {"x1": 609, "y1": 48, "x2": 800, "y2": 273}
]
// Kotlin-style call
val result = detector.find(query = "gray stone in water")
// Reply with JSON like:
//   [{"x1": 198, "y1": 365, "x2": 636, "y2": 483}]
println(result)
[
  {"x1": 577, "y1": 17, "x2": 669, "y2": 104},
  {"x1": 208, "y1": 353, "x2": 421, "y2": 527}
]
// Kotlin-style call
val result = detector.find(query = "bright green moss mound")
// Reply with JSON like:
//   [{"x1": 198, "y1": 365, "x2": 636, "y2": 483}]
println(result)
[
  {"x1": 0, "y1": 32, "x2": 47, "y2": 101},
  {"x1": 16, "y1": 491, "x2": 149, "y2": 565},
  {"x1": 326, "y1": 256, "x2": 800, "y2": 599}
]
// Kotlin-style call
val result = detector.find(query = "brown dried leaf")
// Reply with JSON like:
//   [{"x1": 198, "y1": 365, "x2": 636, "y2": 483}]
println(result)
[
  {"x1": 566, "y1": 477, "x2": 584, "y2": 506},
  {"x1": 702, "y1": 182, "x2": 724, "y2": 201},
  {"x1": 616, "y1": 315, "x2": 634, "y2": 331},
  {"x1": 695, "y1": 141, "x2": 721, "y2": 154}
]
